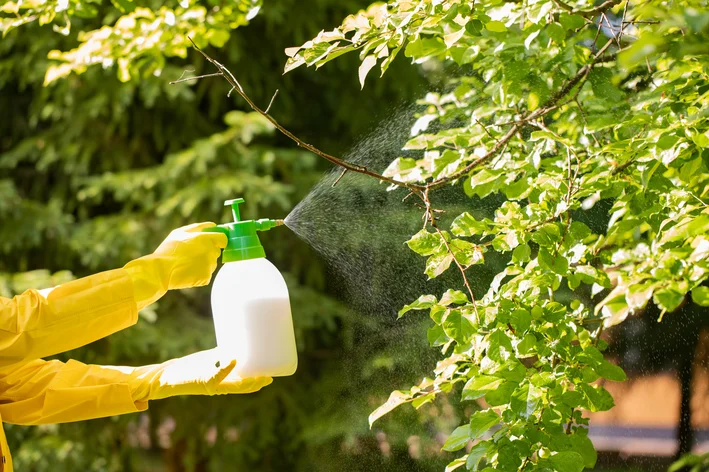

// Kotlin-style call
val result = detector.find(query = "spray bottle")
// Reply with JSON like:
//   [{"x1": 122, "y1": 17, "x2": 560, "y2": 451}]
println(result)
[{"x1": 204, "y1": 198, "x2": 297, "y2": 378}]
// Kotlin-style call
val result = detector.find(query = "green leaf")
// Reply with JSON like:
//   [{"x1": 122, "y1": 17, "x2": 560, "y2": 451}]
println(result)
[
  {"x1": 579, "y1": 384, "x2": 614, "y2": 412},
  {"x1": 550, "y1": 451, "x2": 585, "y2": 472},
  {"x1": 487, "y1": 330, "x2": 513, "y2": 362},
  {"x1": 442, "y1": 424, "x2": 471, "y2": 452},
  {"x1": 426, "y1": 251, "x2": 455, "y2": 279},
  {"x1": 538, "y1": 248, "x2": 569, "y2": 275},
  {"x1": 511, "y1": 383, "x2": 542, "y2": 419},
  {"x1": 444, "y1": 27, "x2": 466, "y2": 48},
  {"x1": 532, "y1": 223, "x2": 561, "y2": 247},
  {"x1": 546, "y1": 22, "x2": 565, "y2": 43},
  {"x1": 517, "y1": 333, "x2": 536, "y2": 355},
  {"x1": 466, "y1": 441, "x2": 491, "y2": 470},
  {"x1": 484, "y1": 380, "x2": 518, "y2": 406},
  {"x1": 466, "y1": 20, "x2": 483, "y2": 36},
  {"x1": 452, "y1": 212, "x2": 489, "y2": 237},
  {"x1": 445, "y1": 457, "x2": 467, "y2": 472},
  {"x1": 442, "y1": 309, "x2": 476, "y2": 343},
  {"x1": 569, "y1": 432, "x2": 598, "y2": 468},
  {"x1": 383, "y1": 157, "x2": 419, "y2": 181},
  {"x1": 407, "y1": 229, "x2": 441, "y2": 256},
  {"x1": 404, "y1": 37, "x2": 446, "y2": 60},
  {"x1": 692, "y1": 286, "x2": 709, "y2": 306},
  {"x1": 358, "y1": 55, "x2": 377, "y2": 89},
  {"x1": 485, "y1": 21, "x2": 507, "y2": 32},
  {"x1": 509, "y1": 309, "x2": 532, "y2": 333},
  {"x1": 369, "y1": 390, "x2": 410, "y2": 427},
  {"x1": 569, "y1": 221, "x2": 592, "y2": 241},
  {"x1": 589, "y1": 68, "x2": 624, "y2": 103},
  {"x1": 398, "y1": 294, "x2": 437, "y2": 318},
  {"x1": 465, "y1": 169, "x2": 503, "y2": 198},
  {"x1": 428, "y1": 325, "x2": 448, "y2": 346},
  {"x1": 110, "y1": 0, "x2": 135, "y2": 13},
  {"x1": 462, "y1": 375, "x2": 504, "y2": 401},
  {"x1": 451, "y1": 239, "x2": 485, "y2": 267},
  {"x1": 412, "y1": 392, "x2": 435, "y2": 409},
  {"x1": 469, "y1": 409, "x2": 500, "y2": 439},
  {"x1": 619, "y1": 34, "x2": 665, "y2": 69},
  {"x1": 512, "y1": 243, "x2": 531, "y2": 263},
  {"x1": 594, "y1": 359, "x2": 627, "y2": 382},
  {"x1": 653, "y1": 286, "x2": 685, "y2": 312},
  {"x1": 440, "y1": 289, "x2": 469, "y2": 306},
  {"x1": 558, "y1": 13, "x2": 585, "y2": 30},
  {"x1": 691, "y1": 131, "x2": 709, "y2": 149}
]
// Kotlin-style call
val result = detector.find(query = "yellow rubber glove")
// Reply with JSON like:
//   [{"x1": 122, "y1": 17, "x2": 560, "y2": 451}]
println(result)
[
  {"x1": 0, "y1": 353, "x2": 271, "y2": 425},
  {"x1": 124, "y1": 222, "x2": 227, "y2": 310},
  {"x1": 125, "y1": 349, "x2": 273, "y2": 401}
]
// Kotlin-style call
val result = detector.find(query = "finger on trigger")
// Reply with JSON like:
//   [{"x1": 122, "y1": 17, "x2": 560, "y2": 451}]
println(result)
[
  {"x1": 202, "y1": 231, "x2": 228, "y2": 249},
  {"x1": 214, "y1": 359, "x2": 237, "y2": 384}
]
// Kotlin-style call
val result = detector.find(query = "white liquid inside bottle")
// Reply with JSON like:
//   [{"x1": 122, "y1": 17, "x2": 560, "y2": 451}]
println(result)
[{"x1": 211, "y1": 257, "x2": 298, "y2": 378}]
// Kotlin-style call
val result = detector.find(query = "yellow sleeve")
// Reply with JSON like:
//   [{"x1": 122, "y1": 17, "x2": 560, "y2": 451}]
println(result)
[
  {"x1": 0, "y1": 269, "x2": 138, "y2": 367},
  {"x1": 0, "y1": 358, "x2": 148, "y2": 425}
]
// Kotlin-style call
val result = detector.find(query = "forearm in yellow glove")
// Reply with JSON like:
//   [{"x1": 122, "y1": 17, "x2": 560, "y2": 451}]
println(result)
[
  {"x1": 0, "y1": 352, "x2": 271, "y2": 426},
  {"x1": 124, "y1": 222, "x2": 227, "y2": 310}
]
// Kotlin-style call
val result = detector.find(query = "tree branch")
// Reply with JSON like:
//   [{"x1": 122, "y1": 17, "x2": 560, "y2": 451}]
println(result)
[
  {"x1": 583, "y1": 0, "x2": 623, "y2": 17},
  {"x1": 175, "y1": 36, "x2": 615, "y2": 202},
  {"x1": 427, "y1": 40, "x2": 615, "y2": 190},
  {"x1": 554, "y1": 0, "x2": 623, "y2": 17},
  {"x1": 180, "y1": 37, "x2": 426, "y2": 194},
  {"x1": 427, "y1": 124, "x2": 520, "y2": 190}
]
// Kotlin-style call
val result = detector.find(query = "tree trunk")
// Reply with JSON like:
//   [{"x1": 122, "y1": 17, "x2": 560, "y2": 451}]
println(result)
[
  {"x1": 677, "y1": 350, "x2": 695, "y2": 457},
  {"x1": 676, "y1": 325, "x2": 699, "y2": 459}
]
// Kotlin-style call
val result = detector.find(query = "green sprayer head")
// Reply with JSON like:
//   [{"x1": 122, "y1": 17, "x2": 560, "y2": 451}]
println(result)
[{"x1": 203, "y1": 198, "x2": 284, "y2": 262}]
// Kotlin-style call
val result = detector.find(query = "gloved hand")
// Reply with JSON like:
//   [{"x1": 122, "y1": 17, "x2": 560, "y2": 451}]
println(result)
[
  {"x1": 128, "y1": 349, "x2": 273, "y2": 401},
  {"x1": 124, "y1": 222, "x2": 227, "y2": 310}
]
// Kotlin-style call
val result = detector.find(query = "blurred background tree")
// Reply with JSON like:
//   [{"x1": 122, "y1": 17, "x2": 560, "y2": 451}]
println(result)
[{"x1": 0, "y1": 0, "x2": 465, "y2": 470}]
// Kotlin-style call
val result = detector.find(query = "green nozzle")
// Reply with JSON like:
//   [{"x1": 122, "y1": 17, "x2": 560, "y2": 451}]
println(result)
[{"x1": 203, "y1": 198, "x2": 283, "y2": 262}]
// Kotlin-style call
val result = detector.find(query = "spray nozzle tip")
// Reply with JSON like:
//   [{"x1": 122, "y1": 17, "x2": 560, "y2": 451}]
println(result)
[{"x1": 255, "y1": 218, "x2": 286, "y2": 232}]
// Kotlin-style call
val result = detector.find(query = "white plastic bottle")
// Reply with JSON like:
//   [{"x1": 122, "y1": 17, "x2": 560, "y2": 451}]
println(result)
[{"x1": 205, "y1": 198, "x2": 298, "y2": 378}]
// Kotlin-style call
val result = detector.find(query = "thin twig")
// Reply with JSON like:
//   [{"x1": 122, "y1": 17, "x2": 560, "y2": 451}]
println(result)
[
  {"x1": 611, "y1": 158, "x2": 636, "y2": 174},
  {"x1": 169, "y1": 72, "x2": 223, "y2": 84},
  {"x1": 265, "y1": 89, "x2": 279, "y2": 114},
  {"x1": 433, "y1": 227, "x2": 478, "y2": 318},
  {"x1": 427, "y1": 124, "x2": 520, "y2": 189},
  {"x1": 551, "y1": 0, "x2": 573, "y2": 13},
  {"x1": 582, "y1": 0, "x2": 622, "y2": 17},
  {"x1": 174, "y1": 68, "x2": 195, "y2": 81},
  {"x1": 421, "y1": 187, "x2": 478, "y2": 317},
  {"x1": 474, "y1": 118, "x2": 500, "y2": 143},
  {"x1": 624, "y1": 20, "x2": 659, "y2": 25},
  {"x1": 566, "y1": 409, "x2": 575, "y2": 434},
  {"x1": 332, "y1": 168, "x2": 348, "y2": 187},
  {"x1": 554, "y1": 0, "x2": 622, "y2": 17},
  {"x1": 593, "y1": 13, "x2": 604, "y2": 46},
  {"x1": 574, "y1": 98, "x2": 601, "y2": 147},
  {"x1": 181, "y1": 37, "x2": 426, "y2": 194}
]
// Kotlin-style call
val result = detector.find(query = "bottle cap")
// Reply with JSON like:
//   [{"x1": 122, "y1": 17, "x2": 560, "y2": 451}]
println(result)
[{"x1": 203, "y1": 198, "x2": 281, "y2": 262}]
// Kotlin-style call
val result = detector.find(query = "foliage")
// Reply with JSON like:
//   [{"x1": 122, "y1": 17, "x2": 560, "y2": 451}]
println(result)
[
  {"x1": 286, "y1": 0, "x2": 709, "y2": 470},
  {"x1": 670, "y1": 452, "x2": 709, "y2": 472}
]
